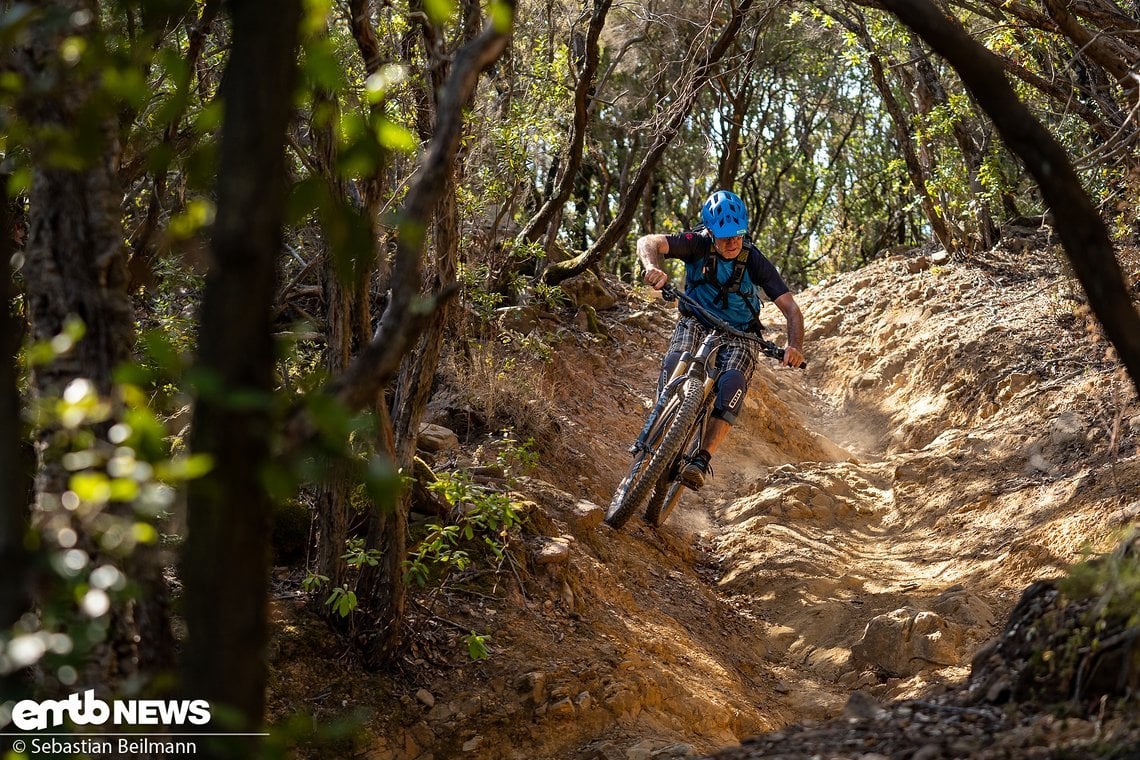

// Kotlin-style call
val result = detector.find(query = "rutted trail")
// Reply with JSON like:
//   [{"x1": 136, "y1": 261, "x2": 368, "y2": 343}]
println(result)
[
  {"x1": 679, "y1": 235, "x2": 1139, "y2": 727},
  {"x1": 268, "y1": 236, "x2": 1140, "y2": 760}
]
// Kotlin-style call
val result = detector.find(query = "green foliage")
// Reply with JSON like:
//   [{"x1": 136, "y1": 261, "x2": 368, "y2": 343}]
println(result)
[
  {"x1": 342, "y1": 537, "x2": 381, "y2": 569},
  {"x1": 301, "y1": 572, "x2": 329, "y2": 593},
  {"x1": 1059, "y1": 537, "x2": 1140, "y2": 629},
  {"x1": 325, "y1": 585, "x2": 358, "y2": 618},
  {"x1": 405, "y1": 470, "x2": 526, "y2": 587},
  {"x1": 458, "y1": 261, "x2": 508, "y2": 322},
  {"x1": 3, "y1": 320, "x2": 211, "y2": 686},
  {"x1": 493, "y1": 428, "x2": 539, "y2": 478},
  {"x1": 464, "y1": 630, "x2": 490, "y2": 661}
]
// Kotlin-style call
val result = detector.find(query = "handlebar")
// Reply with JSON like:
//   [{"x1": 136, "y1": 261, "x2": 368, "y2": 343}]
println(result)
[{"x1": 661, "y1": 284, "x2": 807, "y2": 370}]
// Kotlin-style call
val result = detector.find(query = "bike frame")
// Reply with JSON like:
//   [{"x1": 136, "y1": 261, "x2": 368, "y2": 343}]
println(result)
[{"x1": 607, "y1": 285, "x2": 800, "y2": 528}]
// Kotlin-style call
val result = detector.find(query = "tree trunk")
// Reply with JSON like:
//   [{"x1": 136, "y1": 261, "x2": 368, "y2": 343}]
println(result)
[
  {"x1": 867, "y1": 52, "x2": 956, "y2": 255},
  {"x1": 14, "y1": 0, "x2": 175, "y2": 693},
  {"x1": 716, "y1": 80, "x2": 752, "y2": 190},
  {"x1": 347, "y1": 0, "x2": 392, "y2": 291},
  {"x1": 181, "y1": 0, "x2": 301, "y2": 745},
  {"x1": 327, "y1": 2, "x2": 514, "y2": 415},
  {"x1": 541, "y1": 0, "x2": 759, "y2": 286},
  {"x1": 516, "y1": 0, "x2": 613, "y2": 249},
  {"x1": 0, "y1": 187, "x2": 34, "y2": 703},
  {"x1": 307, "y1": 50, "x2": 371, "y2": 598},
  {"x1": 878, "y1": 0, "x2": 1140, "y2": 395},
  {"x1": 908, "y1": 36, "x2": 997, "y2": 251},
  {"x1": 357, "y1": 0, "x2": 467, "y2": 666}
]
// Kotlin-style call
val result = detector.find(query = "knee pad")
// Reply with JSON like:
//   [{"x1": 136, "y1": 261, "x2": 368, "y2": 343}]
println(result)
[{"x1": 713, "y1": 369, "x2": 747, "y2": 424}]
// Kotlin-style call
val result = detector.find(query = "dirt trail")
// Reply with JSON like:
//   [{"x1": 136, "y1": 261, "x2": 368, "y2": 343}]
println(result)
[
  {"x1": 670, "y1": 237, "x2": 1139, "y2": 730},
  {"x1": 268, "y1": 236, "x2": 1140, "y2": 760}
]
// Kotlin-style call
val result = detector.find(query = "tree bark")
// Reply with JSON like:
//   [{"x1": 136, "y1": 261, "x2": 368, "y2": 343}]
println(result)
[
  {"x1": 181, "y1": 0, "x2": 301, "y2": 743},
  {"x1": 516, "y1": 0, "x2": 613, "y2": 250},
  {"x1": 347, "y1": 0, "x2": 391, "y2": 290},
  {"x1": 0, "y1": 186, "x2": 34, "y2": 703},
  {"x1": 327, "y1": 1, "x2": 515, "y2": 415},
  {"x1": 311, "y1": 80, "x2": 355, "y2": 595},
  {"x1": 823, "y1": 7, "x2": 958, "y2": 256},
  {"x1": 908, "y1": 35, "x2": 998, "y2": 250},
  {"x1": 879, "y1": 0, "x2": 1140, "y2": 394},
  {"x1": 14, "y1": 0, "x2": 176, "y2": 692},
  {"x1": 868, "y1": 52, "x2": 956, "y2": 255},
  {"x1": 541, "y1": 0, "x2": 760, "y2": 286},
  {"x1": 348, "y1": 0, "x2": 515, "y2": 667}
]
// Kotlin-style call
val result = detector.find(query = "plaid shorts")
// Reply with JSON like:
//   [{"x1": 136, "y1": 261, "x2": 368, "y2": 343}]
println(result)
[{"x1": 665, "y1": 315, "x2": 758, "y2": 382}]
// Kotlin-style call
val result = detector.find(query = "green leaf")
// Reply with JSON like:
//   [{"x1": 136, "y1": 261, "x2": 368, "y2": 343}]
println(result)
[
  {"x1": 423, "y1": 0, "x2": 456, "y2": 24},
  {"x1": 301, "y1": 36, "x2": 345, "y2": 92},
  {"x1": 488, "y1": 0, "x2": 514, "y2": 33},
  {"x1": 70, "y1": 472, "x2": 111, "y2": 503},
  {"x1": 363, "y1": 456, "x2": 403, "y2": 510},
  {"x1": 132, "y1": 522, "x2": 159, "y2": 544},
  {"x1": 156, "y1": 454, "x2": 213, "y2": 482},
  {"x1": 465, "y1": 631, "x2": 489, "y2": 661},
  {"x1": 168, "y1": 198, "x2": 215, "y2": 239},
  {"x1": 375, "y1": 118, "x2": 417, "y2": 153},
  {"x1": 109, "y1": 478, "x2": 141, "y2": 502},
  {"x1": 287, "y1": 176, "x2": 328, "y2": 225},
  {"x1": 102, "y1": 67, "x2": 150, "y2": 109}
]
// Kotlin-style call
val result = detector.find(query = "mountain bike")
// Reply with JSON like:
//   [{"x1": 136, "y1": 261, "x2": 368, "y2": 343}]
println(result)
[{"x1": 605, "y1": 284, "x2": 806, "y2": 529}]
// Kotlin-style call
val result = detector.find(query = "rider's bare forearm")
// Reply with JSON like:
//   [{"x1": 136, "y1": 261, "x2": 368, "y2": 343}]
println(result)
[
  {"x1": 786, "y1": 307, "x2": 804, "y2": 351},
  {"x1": 637, "y1": 234, "x2": 667, "y2": 272},
  {"x1": 775, "y1": 293, "x2": 804, "y2": 351},
  {"x1": 637, "y1": 235, "x2": 670, "y2": 289}
]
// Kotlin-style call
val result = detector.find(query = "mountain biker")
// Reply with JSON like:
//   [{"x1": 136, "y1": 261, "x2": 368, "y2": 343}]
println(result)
[{"x1": 637, "y1": 189, "x2": 805, "y2": 490}]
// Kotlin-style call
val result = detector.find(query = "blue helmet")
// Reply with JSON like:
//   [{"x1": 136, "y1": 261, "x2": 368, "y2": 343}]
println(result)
[{"x1": 700, "y1": 190, "x2": 748, "y2": 238}]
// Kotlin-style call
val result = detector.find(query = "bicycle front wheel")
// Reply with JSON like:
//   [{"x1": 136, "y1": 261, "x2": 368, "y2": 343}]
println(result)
[
  {"x1": 606, "y1": 377, "x2": 705, "y2": 528},
  {"x1": 644, "y1": 407, "x2": 707, "y2": 527}
]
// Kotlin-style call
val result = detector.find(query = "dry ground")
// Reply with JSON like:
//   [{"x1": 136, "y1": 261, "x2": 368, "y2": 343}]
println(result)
[{"x1": 268, "y1": 231, "x2": 1140, "y2": 759}]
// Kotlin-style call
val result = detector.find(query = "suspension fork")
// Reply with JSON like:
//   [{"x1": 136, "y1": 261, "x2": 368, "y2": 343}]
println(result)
[
  {"x1": 631, "y1": 347, "x2": 704, "y2": 455},
  {"x1": 685, "y1": 335, "x2": 727, "y2": 451}
]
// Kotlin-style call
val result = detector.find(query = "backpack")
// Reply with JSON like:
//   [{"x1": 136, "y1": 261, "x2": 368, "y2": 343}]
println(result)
[{"x1": 685, "y1": 226, "x2": 764, "y2": 332}]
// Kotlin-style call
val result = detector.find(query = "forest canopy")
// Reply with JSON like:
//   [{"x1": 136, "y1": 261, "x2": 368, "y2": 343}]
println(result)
[{"x1": 2, "y1": 0, "x2": 1139, "y2": 753}]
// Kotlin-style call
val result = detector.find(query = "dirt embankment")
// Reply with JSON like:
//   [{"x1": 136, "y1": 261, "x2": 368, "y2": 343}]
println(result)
[{"x1": 269, "y1": 232, "x2": 1140, "y2": 760}]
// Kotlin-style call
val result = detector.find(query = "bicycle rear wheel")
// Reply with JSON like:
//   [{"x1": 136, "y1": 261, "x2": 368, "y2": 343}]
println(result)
[
  {"x1": 606, "y1": 377, "x2": 705, "y2": 528},
  {"x1": 643, "y1": 477, "x2": 684, "y2": 527}
]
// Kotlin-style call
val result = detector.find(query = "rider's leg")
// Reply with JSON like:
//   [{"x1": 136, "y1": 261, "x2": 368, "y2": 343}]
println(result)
[
  {"x1": 701, "y1": 416, "x2": 733, "y2": 456},
  {"x1": 680, "y1": 368, "x2": 747, "y2": 489},
  {"x1": 703, "y1": 367, "x2": 747, "y2": 455},
  {"x1": 658, "y1": 350, "x2": 684, "y2": 395}
]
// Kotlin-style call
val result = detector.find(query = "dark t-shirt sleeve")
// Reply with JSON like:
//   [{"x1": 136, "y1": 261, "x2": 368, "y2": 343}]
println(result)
[
  {"x1": 663, "y1": 232, "x2": 713, "y2": 263},
  {"x1": 748, "y1": 251, "x2": 791, "y2": 302}
]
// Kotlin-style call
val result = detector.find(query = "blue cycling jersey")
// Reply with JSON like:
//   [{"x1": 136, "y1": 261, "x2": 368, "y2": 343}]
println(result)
[{"x1": 664, "y1": 231, "x2": 790, "y2": 331}]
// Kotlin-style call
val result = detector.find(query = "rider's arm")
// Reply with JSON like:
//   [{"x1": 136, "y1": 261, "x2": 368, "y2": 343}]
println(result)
[
  {"x1": 637, "y1": 234, "x2": 670, "y2": 290},
  {"x1": 773, "y1": 292, "x2": 805, "y2": 368}
]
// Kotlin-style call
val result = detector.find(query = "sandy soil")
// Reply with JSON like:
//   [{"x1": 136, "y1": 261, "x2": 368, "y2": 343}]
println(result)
[{"x1": 268, "y1": 231, "x2": 1140, "y2": 759}]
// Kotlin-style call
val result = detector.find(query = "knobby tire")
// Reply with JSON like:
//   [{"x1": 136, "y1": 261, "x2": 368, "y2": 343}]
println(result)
[
  {"x1": 606, "y1": 377, "x2": 705, "y2": 528},
  {"x1": 644, "y1": 406, "x2": 707, "y2": 527},
  {"x1": 605, "y1": 383, "x2": 683, "y2": 528},
  {"x1": 643, "y1": 478, "x2": 684, "y2": 527}
]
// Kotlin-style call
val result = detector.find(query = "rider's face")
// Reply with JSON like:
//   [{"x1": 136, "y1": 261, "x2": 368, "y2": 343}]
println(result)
[{"x1": 714, "y1": 235, "x2": 743, "y2": 259}]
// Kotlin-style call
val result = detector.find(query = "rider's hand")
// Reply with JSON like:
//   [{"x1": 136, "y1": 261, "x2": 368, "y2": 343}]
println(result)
[
  {"x1": 643, "y1": 266, "x2": 668, "y2": 290},
  {"x1": 782, "y1": 346, "x2": 805, "y2": 368}
]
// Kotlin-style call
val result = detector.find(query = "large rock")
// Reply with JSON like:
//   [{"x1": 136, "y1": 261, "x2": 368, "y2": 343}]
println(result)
[
  {"x1": 851, "y1": 607, "x2": 963, "y2": 676},
  {"x1": 417, "y1": 423, "x2": 459, "y2": 453},
  {"x1": 559, "y1": 271, "x2": 617, "y2": 311}
]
